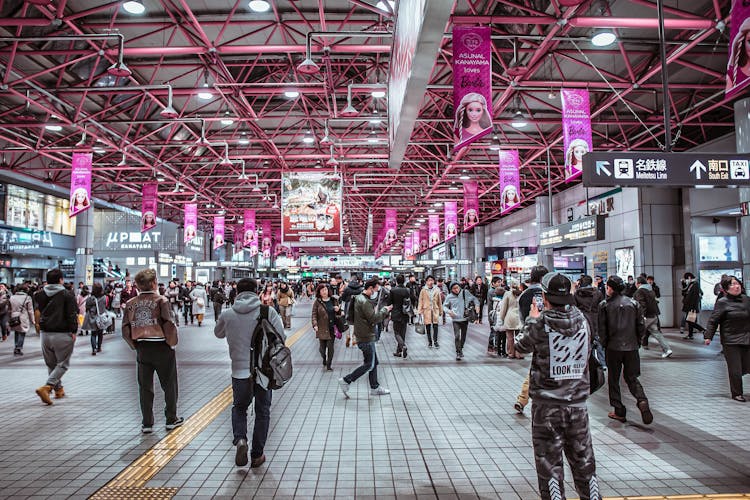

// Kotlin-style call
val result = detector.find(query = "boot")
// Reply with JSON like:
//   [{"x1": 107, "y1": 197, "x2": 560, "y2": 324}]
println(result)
[
  {"x1": 54, "y1": 387, "x2": 66, "y2": 399},
  {"x1": 35, "y1": 385, "x2": 54, "y2": 405}
]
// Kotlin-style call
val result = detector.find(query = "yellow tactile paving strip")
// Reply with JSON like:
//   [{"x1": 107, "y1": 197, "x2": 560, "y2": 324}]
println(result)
[{"x1": 90, "y1": 324, "x2": 308, "y2": 500}]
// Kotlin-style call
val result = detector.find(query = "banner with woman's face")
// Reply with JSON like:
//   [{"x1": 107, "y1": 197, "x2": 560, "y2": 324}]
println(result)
[
  {"x1": 727, "y1": 1, "x2": 750, "y2": 99},
  {"x1": 498, "y1": 150, "x2": 522, "y2": 214},
  {"x1": 233, "y1": 224, "x2": 243, "y2": 254},
  {"x1": 184, "y1": 203, "x2": 197, "y2": 243},
  {"x1": 404, "y1": 230, "x2": 413, "y2": 258},
  {"x1": 561, "y1": 89, "x2": 593, "y2": 182},
  {"x1": 444, "y1": 201, "x2": 458, "y2": 241},
  {"x1": 141, "y1": 182, "x2": 158, "y2": 232},
  {"x1": 213, "y1": 216, "x2": 225, "y2": 250},
  {"x1": 453, "y1": 26, "x2": 493, "y2": 152},
  {"x1": 243, "y1": 209, "x2": 258, "y2": 256},
  {"x1": 69, "y1": 152, "x2": 93, "y2": 217},
  {"x1": 428, "y1": 214, "x2": 440, "y2": 248},
  {"x1": 463, "y1": 181, "x2": 479, "y2": 232}
]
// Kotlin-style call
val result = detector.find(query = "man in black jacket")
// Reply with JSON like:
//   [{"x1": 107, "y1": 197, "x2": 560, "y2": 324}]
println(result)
[
  {"x1": 387, "y1": 274, "x2": 411, "y2": 358},
  {"x1": 573, "y1": 275, "x2": 603, "y2": 338},
  {"x1": 634, "y1": 277, "x2": 672, "y2": 358},
  {"x1": 33, "y1": 268, "x2": 79, "y2": 405},
  {"x1": 598, "y1": 276, "x2": 652, "y2": 424},
  {"x1": 405, "y1": 275, "x2": 421, "y2": 325}
]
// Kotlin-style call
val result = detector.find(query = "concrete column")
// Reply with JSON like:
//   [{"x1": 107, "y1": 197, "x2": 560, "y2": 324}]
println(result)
[
  {"x1": 74, "y1": 208, "x2": 95, "y2": 286},
  {"x1": 458, "y1": 232, "x2": 474, "y2": 278},
  {"x1": 535, "y1": 196, "x2": 554, "y2": 270},
  {"x1": 473, "y1": 225, "x2": 486, "y2": 277},
  {"x1": 735, "y1": 98, "x2": 750, "y2": 288}
]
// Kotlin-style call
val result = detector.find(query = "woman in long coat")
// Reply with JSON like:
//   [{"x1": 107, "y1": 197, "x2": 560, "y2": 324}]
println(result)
[
  {"x1": 190, "y1": 283, "x2": 208, "y2": 326},
  {"x1": 311, "y1": 284, "x2": 340, "y2": 371},
  {"x1": 418, "y1": 276, "x2": 443, "y2": 348}
]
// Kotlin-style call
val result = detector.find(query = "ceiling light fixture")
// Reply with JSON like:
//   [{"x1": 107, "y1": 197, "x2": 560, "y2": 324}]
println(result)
[
  {"x1": 506, "y1": 39, "x2": 528, "y2": 77},
  {"x1": 284, "y1": 90, "x2": 299, "y2": 99},
  {"x1": 238, "y1": 132, "x2": 250, "y2": 145},
  {"x1": 45, "y1": 123, "x2": 62, "y2": 132},
  {"x1": 220, "y1": 110, "x2": 234, "y2": 126},
  {"x1": 297, "y1": 57, "x2": 320, "y2": 75},
  {"x1": 320, "y1": 120, "x2": 333, "y2": 146},
  {"x1": 238, "y1": 161, "x2": 249, "y2": 180},
  {"x1": 18, "y1": 91, "x2": 36, "y2": 122},
  {"x1": 196, "y1": 120, "x2": 209, "y2": 145},
  {"x1": 197, "y1": 74, "x2": 213, "y2": 100},
  {"x1": 122, "y1": 0, "x2": 146, "y2": 14},
  {"x1": 160, "y1": 84, "x2": 179, "y2": 119},
  {"x1": 511, "y1": 110, "x2": 528, "y2": 129},
  {"x1": 459, "y1": 174, "x2": 470, "y2": 180},
  {"x1": 339, "y1": 83, "x2": 359, "y2": 118},
  {"x1": 248, "y1": 0, "x2": 271, "y2": 13},
  {"x1": 302, "y1": 135, "x2": 314, "y2": 144},
  {"x1": 117, "y1": 152, "x2": 127, "y2": 167},
  {"x1": 369, "y1": 117, "x2": 382, "y2": 124},
  {"x1": 326, "y1": 145, "x2": 339, "y2": 167},
  {"x1": 591, "y1": 29, "x2": 617, "y2": 47},
  {"x1": 220, "y1": 144, "x2": 234, "y2": 166},
  {"x1": 371, "y1": 90, "x2": 386, "y2": 98}
]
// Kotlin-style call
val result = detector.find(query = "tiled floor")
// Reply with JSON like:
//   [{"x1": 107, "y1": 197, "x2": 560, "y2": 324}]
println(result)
[{"x1": 1, "y1": 299, "x2": 749, "y2": 499}]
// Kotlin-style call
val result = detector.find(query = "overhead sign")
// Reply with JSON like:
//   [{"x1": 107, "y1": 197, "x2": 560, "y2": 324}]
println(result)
[
  {"x1": 281, "y1": 172, "x2": 343, "y2": 247},
  {"x1": 539, "y1": 215, "x2": 605, "y2": 249},
  {"x1": 583, "y1": 152, "x2": 750, "y2": 187}
]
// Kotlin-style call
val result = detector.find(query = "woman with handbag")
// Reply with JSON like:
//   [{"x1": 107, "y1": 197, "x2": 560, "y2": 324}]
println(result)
[
  {"x1": 681, "y1": 272, "x2": 706, "y2": 340},
  {"x1": 82, "y1": 283, "x2": 108, "y2": 355},
  {"x1": 311, "y1": 283, "x2": 341, "y2": 371},
  {"x1": 498, "y1": 284, "x2": 524, "y2": 359},
  {"x1": 77, "y1": 287, "x2": 89, "y2": 336},
  {"x1": 704, "y1": 275, "x2": 750, "y2": 402},
  {"x1": 418, "y1": 276, "x2": 443, "y2": 349},
  {"x1": 442, "y1": 282, "x2": 479, "y2": 361},
  {"x1": 277, "y1": 282, "x2": 295, "y2": 330},
  {"x1": 190, "y1": 283, "x2": 208, "y2": 326},
  {"x1": 9, "y1": 284, "x2": 35, "y2": 356}
]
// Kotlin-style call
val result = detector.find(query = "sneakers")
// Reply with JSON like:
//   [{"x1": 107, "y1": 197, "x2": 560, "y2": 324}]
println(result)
[
  {"x1": 370, "y1": 386, "x2": 391, "y2": 396},
  {"x1": 661, "y1": 350, "x2": 673, "y2": 359},
  {"x1": 165, "y1": 417, "x2": 184, "y2": 431},
  {"x1": 393, "y1": 351, "x2": 402, "y2": 357},
  {"x1": 513, "y1": 402, "x2": 524, "y2": 414},
  {"x1": 456, "y1": 351, "x2": 464, "y2": 360},
  {"x1": 637, "y1": 400, "x2": 653, "y2": 425},
  {"x1": 235, "y1": 438, "x2": 249, "y2": 466},
  {"x1": 141, "y1": 426, "x2": 153, "y2": 434},
  {"x1": 608, "y1": 412, "x2": 626, "y2": 423},
  {"x1": 338, "y1": 378, "x2": 350, "y2": 399},
  {"x1": 732, "y1": 395, "x2": 747, "y2": 402},
  {"x1": 427, "y1": 344, "x2": 434, "y2": 348},
  {"x1": 35, "y1": 385, "x2": 53, "y2": 405},
  {"x1": 250, "y1": 454, "x2": 266, "y2": 468},
  {"x1": 434, "y1": 342, "x2": 440, "y2": 348},
  {"x1": 54, "y1": 387, "x2": 65, "y2": 399},
  {"x1": 402, "y1": 346, "x2": 408, "y2": 359}
]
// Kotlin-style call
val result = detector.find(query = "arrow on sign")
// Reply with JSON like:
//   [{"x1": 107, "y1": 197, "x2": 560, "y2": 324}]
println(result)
[
  {"x1": 690, "y1": 160, "x2": 707, "y2": 180},
  {"x1": 596, "y1": 161, "x2": 612, "y2": 176}
]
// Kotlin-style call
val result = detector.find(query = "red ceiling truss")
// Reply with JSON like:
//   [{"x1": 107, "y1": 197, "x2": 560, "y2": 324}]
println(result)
[{"x1": 0, "y1": 0, "x2": 736, "y2": 254}]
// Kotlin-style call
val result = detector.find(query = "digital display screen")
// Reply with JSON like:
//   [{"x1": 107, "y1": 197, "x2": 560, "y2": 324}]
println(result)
[{"x1": 698, "y1": 236, "x2": 739, "y2": 262}]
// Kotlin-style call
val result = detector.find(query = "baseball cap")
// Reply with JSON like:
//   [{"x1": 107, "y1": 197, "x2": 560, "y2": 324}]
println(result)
[{"x1": 540, "y1": 272, "x2": 575, "y2": 306}]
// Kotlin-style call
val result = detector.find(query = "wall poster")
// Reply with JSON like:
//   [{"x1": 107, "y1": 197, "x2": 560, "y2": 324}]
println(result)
[{"x1": 281, "y1": 172, "x2": 343, "y2": 247}]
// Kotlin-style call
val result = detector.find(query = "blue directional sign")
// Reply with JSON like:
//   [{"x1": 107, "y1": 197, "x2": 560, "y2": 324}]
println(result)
[{"x1": 582, "y1": 152, "x2": 750, "y2": 187}]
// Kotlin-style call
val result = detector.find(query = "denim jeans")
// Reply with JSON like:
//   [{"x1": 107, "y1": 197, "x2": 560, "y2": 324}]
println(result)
[
  {"x1": 344, "y1": 341, "x2": 379, "y2": 389},
  {"x1": 90, "y1": 329, "x2": 103, "y2": 352},
  {"x1": 452, "y1": 320, "x2": 469, "y2": 353},
  {"x1": 14, "y1": 331, "x2": 26, "y2": 350},
  {"x1": 231, "y1": 377, "x2": 273, "y2": 459}
]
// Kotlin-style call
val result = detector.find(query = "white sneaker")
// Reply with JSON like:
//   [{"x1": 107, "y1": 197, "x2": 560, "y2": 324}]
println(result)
[
  {"x1": 661, "y1": 350, "x2": 673, "y2": 358},
  {"x1": 338, "y1": 378, "x2": 350, "y2": 398},
  {"x1": 370, "y1": 386, "x2": 391, "y2": 396}
]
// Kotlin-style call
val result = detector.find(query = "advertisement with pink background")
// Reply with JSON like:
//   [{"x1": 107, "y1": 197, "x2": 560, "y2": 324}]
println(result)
[
  {"x1": 141, "y1": 182, "x2": 158, "y2": 232},
  {"x1": 463, "y1": 181, "x2": 479, "y2": 231},
  {"x1": 69, "y1": 152, "x2": 93, "y2": 217},
  {"x1": 213, "y1": 216, "x2": 225, "y2": 250},
  {"x1": 727, "y1": 1, "x2": 750, "y2": 99},
  {"x1": 184, "y1": 204, "x2": 197, "y2": 243},
  {"x1": 428, "y1": 214, "x2": 440, "y2": 248},
  {"x1": 561, "y1": 89, "x2": 593, "y2": 182},
  {"x1": 444, "y1": 201, "x2": 458, "y2": 241},
  {"x1": 499, "y1": 150, "x2": 522, "y2": 214},
  {"x1": 453, "y1": 26, "x2": 493, "y2": 152},
  {"x1": 243, "y1": 209, "x2": 258, "y2": 256}
]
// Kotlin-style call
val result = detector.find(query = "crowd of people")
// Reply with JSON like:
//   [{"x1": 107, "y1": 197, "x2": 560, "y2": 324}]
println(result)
[{"x1": 2, "y1": 263, "x2": 749, "y2": 500}]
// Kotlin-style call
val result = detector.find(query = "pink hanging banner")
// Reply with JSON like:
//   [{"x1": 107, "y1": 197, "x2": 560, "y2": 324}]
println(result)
[
  {"x1": 213, "y1": 216, "x2": 225, "y2": 250},
  {"x1": 384, "y1": 209, "x2": 398, "y2": 248},
  {"x1": 404, "y1": 231, "x2": 413, "y2": 258},
  {"x1": 445, "y1": 201, "x2": 458, "y2": 241},
  {"x1": 499, "y1": 150, "x2": 522, "y2": 214},
  {"x1": 261, "y1": 220, "x2": 273, "y2": 259},
  {"x1": 69, "y1": 152, "x2": 93, "y2": 217},
  {"x1": 463, "y1": 181, "x2": 479, "y2": 231},
  {"x1": 274, "y1": 230, "x2": 289, "y2": 257},
  {"x1": 184, "y1": 204, "x2": 197, "y2": 243},
  {"x1": 428, "y1": 214, "x2": 440, "y2": 248},
  {"x1": 243, "y1": 209, "x2": 258, "y2": 257},
  {"x1": 412, "y1": 229, "x2": 422, "y2": 255},
  {"x1": 453, "y1": 26, "x2": 493, "y2": 152},
  {"x1": 234, "y1": 225, "x2": 243, "y2": 254},
  {"x1": 727, "y1": 1, "x2": 750, "y2": 99},
  {"x1": 141, "y1": 182, "x2": 158, "y2": 232},
  {"x1": 561, "y1": 89, "x2": 593, "y2": 182}
]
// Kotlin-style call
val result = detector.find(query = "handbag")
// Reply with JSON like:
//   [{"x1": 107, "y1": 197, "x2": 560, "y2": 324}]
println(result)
[
  {"x1": 462, "y1": 290, "x2": 478, "y2": 322},
  {"x1": 195, "y1": 296, "x2": 205, "y2": 308},
  {"x1": 334, "y1": 313, "x2": 349, "y2": 333},
  {"x1": 414, "y1": 314, "x2": 426, "y2": 335},
  {"x1": 9, "y1": 296, "x2": 29, "y2": 329},
  {"x1": 334, "y1": 325, "x2": 343, "y2": 339},
  {"x1": 94, "y1": 297, "x2": 113, "y2": 331},
  {"x1": 686, "y1": 310, "x2": 698, "y2": 323},
  {"x1": 589, "y1": 338, "x2": 607, "y2": 394}
]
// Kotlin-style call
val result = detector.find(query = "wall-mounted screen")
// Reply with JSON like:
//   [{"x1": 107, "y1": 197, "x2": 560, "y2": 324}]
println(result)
[
  {"x1": 698, "y1": 235, "x2": 739, "y2": 262},
  {"x1": 615, "y1": 247, "x2": 634, "y2": 280}
]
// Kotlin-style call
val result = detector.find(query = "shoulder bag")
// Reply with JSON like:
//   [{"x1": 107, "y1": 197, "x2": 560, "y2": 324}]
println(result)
[
  {"x1": 414, "y1": 314, "x2": 426, "y2": 335},
  {"x1": 8, "y1": 296, "x2": 28, "y2": 329},
  {"x1": 94, "y1": 297, "x2": 113, "y2": 331},
  {"x1": 462, "y1": 290, "x2": 478, "y2": 323}
]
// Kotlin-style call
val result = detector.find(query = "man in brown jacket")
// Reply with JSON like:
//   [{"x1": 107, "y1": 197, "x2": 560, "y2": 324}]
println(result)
[{"x1": 122, "y1": 268, "x2": 182, "y2": 434}]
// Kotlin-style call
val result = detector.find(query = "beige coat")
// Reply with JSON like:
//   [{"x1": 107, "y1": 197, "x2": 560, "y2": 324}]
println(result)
[{"x1": 418, "y1": 286, "x2": 443, "y2": 324}]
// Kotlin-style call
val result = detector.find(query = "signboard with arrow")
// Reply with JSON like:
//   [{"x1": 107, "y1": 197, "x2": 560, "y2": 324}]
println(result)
[{"x1": 582, "y1": 152, "x2": 750, "y2": 187}]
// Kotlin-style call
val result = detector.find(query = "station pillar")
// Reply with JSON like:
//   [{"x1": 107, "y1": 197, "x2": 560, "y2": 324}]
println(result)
[
  {"x1": 734, "y1": 98, "x2": 750, "y2": 288},
  {"x1": 74, "y1": 208, "x2": 95, "y2": 287},
  {"x1": 473, "y1": 225, "x2": 486, "y2": 278},
  {"x1": 535, "y1": 196, "x2": 554, "y2": 271}
]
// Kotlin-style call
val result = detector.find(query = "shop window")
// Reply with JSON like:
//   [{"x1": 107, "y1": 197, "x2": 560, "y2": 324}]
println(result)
[{"x1": 4, "y1": 185, "x2": 76, "y2": 236}]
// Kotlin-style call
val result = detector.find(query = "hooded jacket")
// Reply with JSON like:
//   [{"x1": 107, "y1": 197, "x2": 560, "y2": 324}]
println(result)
[
  {"x1": 34, "y1": 284, "x2": 78, "y2": 334},
  {"x1": 705, "y1": 293, "x2": 750, "y2": 346},
  {"x1": 633, "y1": 284, "x2": 660, "y2": 318},
  {"x1": 442, "y1": 288, "x2": 479, "y2": 322},
  {"x1": 352, "y1": 292, "x2": 389, "y2": 343},
  {"x1": 598, "y1": 292, "x2": 645, "y2": 351},
  {"x1": 515, "y1": 306, "x2": 591, "y2": 406},
  {"x1": 214, "y1": 291, "x2": 285, "y2": 379},
  {"x1": 574, "y1": 286, "x2": 603, "y2": 337},
  {"x1": 340, "y1": 278, "x2": 364, "y2": 304}
]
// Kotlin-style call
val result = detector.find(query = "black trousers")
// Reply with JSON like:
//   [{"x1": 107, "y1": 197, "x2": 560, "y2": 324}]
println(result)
[
  {"x1": 723, "y1": 344, "x2": 750, "y2": 397},
  {"x1": 213, "y1": 302, "x2": 223, "y2": 321},
  {"x1": 426, "y1": 323, "x2": 439, "y2": 346},
  {"x1": 319, "y1": 338, "x2": 334, "y2": 368},
  {"x1": 452, "y1": 321, "x2": 468, "y2": 353},
  {"x1": 606, "y1": 349, "x2": 648, "y2": 418},
  {"x1": 392, "y1": 319, "x2": 407, "y2": 353},
  {"x1": 136, "y1": 342, "x2": 178, "y2": 427}
]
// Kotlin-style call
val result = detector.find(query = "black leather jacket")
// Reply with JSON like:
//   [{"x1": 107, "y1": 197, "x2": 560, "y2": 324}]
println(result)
[
  {"x1": 598, "y1": 293, "x2": 645, "y2": 351},
  {"x1": 574, "y1": 286, "x2": 603, "y2": 337},
  {"x1": 705, "y1": 293, "x2": 750, "y2": 345}
]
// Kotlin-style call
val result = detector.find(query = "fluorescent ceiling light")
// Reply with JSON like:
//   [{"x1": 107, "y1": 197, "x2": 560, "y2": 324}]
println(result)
[
  {"x1": 45, "y1": 124, "x2": 62, "y2": 132},
  {"x1": 248, "y1": 0, "x2": 271, "y2": 12},
  {"x1": 238, "y1": 135, "x2": 250, "y2": 145},
  {"x1": 369, "y1": 118, "x2": 382, "y2": 124},
  {"x1": 489, "y1": 144, "x2": 500, "y2": 150},
  {"x1": 459, "y1": 174, "x2": 470, "y2": 180},
  {"x1": 591, "y1": 30, "x2": 617, "y2": 47},
  {"x1": 367, "y1": 138, "x2": 380, "y2": 143},
  {"x1": 433, "y1": 202, "x2": 442, "y2": 207},
  {"x1": 302, "y1": 136, "x2": 314, "y2": 144},
  {"x1": 197, "y1": 82, "x2": 213, "y2": 100},
  {"x1": 511, "y1": 110, "x2": 528, "y2": 129},
  {"x1": 427, "y1": 209, "x2": 436, "y2": 213},
  {"x1": 220, "y1": 112, "x2": 234, "y2": 126},
  {"x1": 284, "y1": 90, "x2": 299, "y2": 99},
  {"x1": 371, "y1": 90, "x2": 386, "y2": 98},
  {"x1": 122, "y1": 0, "x2": 145, "y2": 15}
]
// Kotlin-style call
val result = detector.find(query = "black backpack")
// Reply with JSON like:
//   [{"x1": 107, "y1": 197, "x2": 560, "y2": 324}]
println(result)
[
  {"x1": 346, "y1": 293, "x2": 360, "y2": 324},
  {"x1": 401, "y1": 296, "x2": 413, "y2": 316},
  {"x1": 252, "y1": 305, "x2": 292, "y2": 390}
]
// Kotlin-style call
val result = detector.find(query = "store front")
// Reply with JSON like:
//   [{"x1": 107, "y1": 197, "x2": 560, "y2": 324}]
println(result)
[{"x1": 0, "y1": 226, "x2": 75, "y2": 284}]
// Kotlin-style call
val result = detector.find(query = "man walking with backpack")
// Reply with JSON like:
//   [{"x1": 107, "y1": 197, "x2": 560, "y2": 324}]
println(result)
[
  {"x1": 215, "y1": 278, "x2": 285, "y2": 468},
  {"x1": 33, "y1": 269, "x2": 79, "y2": 405},
  {"x1": 338, "y1": 278, "x2": 393, "y2": 398}
]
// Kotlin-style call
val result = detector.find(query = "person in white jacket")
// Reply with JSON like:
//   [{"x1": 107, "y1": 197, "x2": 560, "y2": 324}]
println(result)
[
  {"x1": 9, "y1": 284, "x2": 35, "y2": 355},
  {"x1": 498, "y1": 284, "x2": 524, "y2": 359},
  {"x1": 190, "y1": 284, "x2": 208, "y2": 326}
]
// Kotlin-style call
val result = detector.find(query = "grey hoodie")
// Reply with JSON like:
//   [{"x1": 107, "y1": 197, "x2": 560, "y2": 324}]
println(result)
[{"x1": 214, "y1": 291, "x2": 285, "y2": 379}]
